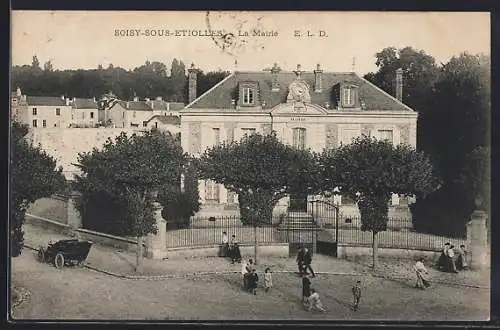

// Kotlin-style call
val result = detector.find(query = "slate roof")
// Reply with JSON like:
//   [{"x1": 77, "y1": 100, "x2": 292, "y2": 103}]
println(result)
[
  {"x1": 145, "y1": 115, "x2": 181, "y2": 126},
  {"x1": 186, "y1": 71, "x2": 413, "y2": 112},
  {"x1": 26, "y1": 96, "x2": 69, "y2": 107},
  {"x1": 72, "y1": 98, "x2": 98, "y2": 109},
  {"x1": 116, "y1": 100, "x2": 152, "y2": 111}
]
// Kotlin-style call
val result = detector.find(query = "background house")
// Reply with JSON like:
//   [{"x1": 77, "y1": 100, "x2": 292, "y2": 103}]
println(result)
[
  {"x1": 71, "y1": 97, "x2": 99, "y2": 127},
  {"x1": 180, "y1": 63, "x2": 417, "y2": 220},
  {"x1": 17, "y1": 95, "x2": 73, "y2": 128},
  {"x1": 144, "y1": 115, "x2": 181, "y2": 134},
  {"x1": 146, "y1": 97, "x2": 185, "y2": 117},
  {"x1": 11, "y1": 87, "x2": 28, "y2": 122}
]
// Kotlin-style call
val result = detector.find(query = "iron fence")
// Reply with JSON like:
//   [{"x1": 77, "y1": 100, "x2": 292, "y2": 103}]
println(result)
[
  {"x1": 317, "y1": 216, "x2": 467, "y2": 251},
  {"x1": 165, "y1": 214, "x2": 468, "y2": 252},
  {"x1": 165, "y1": 215, "x2": 285, "y2": 248}
]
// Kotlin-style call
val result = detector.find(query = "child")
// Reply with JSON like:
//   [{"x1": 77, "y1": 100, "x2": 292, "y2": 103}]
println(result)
[
  {"x1": 351, "y1": 280, "x2": 362, "y2": 311},
  {"x1": 248, "y1": 269, "x2": 259, "y2": 295},
  {"x1": 457, "y1": 244, "x2": 469, "y2": 270},
  {"x1": 264, "y1": 267, "x2": 273, "y2": 292},
  {"x1": 307, "y1": 288, "x2": 326, "y2": 312}
]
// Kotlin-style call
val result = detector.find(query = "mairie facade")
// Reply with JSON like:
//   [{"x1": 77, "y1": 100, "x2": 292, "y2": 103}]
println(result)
[{"x1": 180, "y1": 63, "x2": 418, "y2": 219}]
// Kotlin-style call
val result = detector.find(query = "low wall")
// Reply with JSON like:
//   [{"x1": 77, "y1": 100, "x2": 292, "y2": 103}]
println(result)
[
  {"x1": 25, "y1": 214, "x2": 138, "y2": 252},
  {"x1": 337, "y1": 244, "x2": 440, "y2": 260},
  {"x1": 75, "y1": 228, "x2": 138, "y2": 252},
  {"x1": 165, "y1": 243, "x2": 289, "y2": 259},
  {"x1": 25, "y1": 214, "x2": 71, "y2": 235}
]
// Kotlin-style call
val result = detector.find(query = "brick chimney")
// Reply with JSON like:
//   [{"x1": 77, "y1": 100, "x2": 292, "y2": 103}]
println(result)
[
  {"x1": 395, "y1": 68, "x2": 403, "y2": 102},
  {"x1": 271, "y1": 62, "x2": 280, "y2": 92},
  {"x1": 188, "y1": 63, "x2": 199, "y2": 103},
  {"x1": 314, "y1": 63, "x2": 323, "y2": 93}
]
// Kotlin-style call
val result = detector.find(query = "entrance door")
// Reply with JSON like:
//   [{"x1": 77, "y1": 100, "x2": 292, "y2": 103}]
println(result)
[{"x1": 289, "y1": 194, "x2": 308, "y2": 212}]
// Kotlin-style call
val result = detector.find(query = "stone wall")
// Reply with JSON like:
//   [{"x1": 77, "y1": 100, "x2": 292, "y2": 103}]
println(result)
[{"x1": 29, "y1": 128, "x2": 146, "y2": 180}]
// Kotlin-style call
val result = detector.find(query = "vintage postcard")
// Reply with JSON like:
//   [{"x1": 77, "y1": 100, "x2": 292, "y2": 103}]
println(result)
[{"x1": 10, "y1": 11, "x2": 491, "y2": 322}]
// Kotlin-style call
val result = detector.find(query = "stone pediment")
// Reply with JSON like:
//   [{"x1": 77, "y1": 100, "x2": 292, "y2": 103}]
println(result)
[{"x1": 270, "y1": 102, "x2": 328, "y2": 115}]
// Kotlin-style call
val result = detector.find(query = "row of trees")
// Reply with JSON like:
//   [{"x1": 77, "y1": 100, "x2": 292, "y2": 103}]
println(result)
[
  {"x1": 365, "y1": 48, "x2": 490, "y2": 234},
  {"x1": 12, "y1": 56, "x2": 230, "y2": 102},
  {"x1": 197, "y1": 133, "x2": 438, "y2": 267}
]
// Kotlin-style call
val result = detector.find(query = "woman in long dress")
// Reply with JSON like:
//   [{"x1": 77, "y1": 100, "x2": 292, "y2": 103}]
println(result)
[{"x1": 414, "y1": 257, "x2": 431, "y2": 289}]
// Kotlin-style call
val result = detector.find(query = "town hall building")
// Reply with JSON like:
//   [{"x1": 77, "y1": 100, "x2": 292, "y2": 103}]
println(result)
[{"x1": 180, "y1": 63, "x2": 417, "y2": 220}]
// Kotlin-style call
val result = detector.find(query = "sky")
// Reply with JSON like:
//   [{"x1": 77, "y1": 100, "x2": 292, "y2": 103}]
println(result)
[{"x1": 11, "y1": 11, "x2": 490, "y2": 75}]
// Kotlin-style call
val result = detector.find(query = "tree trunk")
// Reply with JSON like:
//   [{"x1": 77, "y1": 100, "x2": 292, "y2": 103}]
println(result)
[
  {"x1": 254, "y1": 225, "x2": 258, "y2": 265},
  {"x1": 372, "y1": 231, "x2": 378, "y2": 270},
  {"x1": 136, "y1": 235, "x2": 143, "y2": 273}
]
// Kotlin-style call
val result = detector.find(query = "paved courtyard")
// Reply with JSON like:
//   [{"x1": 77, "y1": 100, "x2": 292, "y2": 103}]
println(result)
[{"x1": 11, "y1": 249, "x2": 489, "y2": 321}]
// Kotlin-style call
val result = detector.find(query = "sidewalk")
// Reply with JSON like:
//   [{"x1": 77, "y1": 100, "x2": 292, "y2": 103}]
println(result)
[{"x1": 22, "y1": 223, "x2": 490, "y2": 288}]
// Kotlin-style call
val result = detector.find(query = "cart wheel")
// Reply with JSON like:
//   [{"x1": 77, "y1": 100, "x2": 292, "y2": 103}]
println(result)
[
  {"x1": 54, "y1": 253, "x2": 64, "y2": 269},
  {"x1": 37, "y1": 247, "x2": 45, "y2": 262}
]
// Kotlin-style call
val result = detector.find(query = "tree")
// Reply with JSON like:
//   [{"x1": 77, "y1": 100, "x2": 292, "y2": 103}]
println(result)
[
  {"x1": 43, "y1": 60, "x2": 54, "y2": 72},
  {"x1": 410, "y1": 53, "x2": 490, "y2": 234},
  {"x1": 197, "y1": 132, "x2": 316, "y2": 264},
  {"x1": 31, "y1": 55, "x2": 41, "y2": 72},
  {"x1": 10, "y1": 121, "x2": 66, "y2": 256},
  {"x1": 457, "y1": 146, "x2": 490, "y2": 213},
  {"x1": 319, "y1": 135, "x2": 438, "y2": 269},
  {"x1": 364, "y1": 46, "x2": 440, "y2": 114},
  {"x1": 74, "y1": 131, "x2": 186, "y2": 272},
  {"x1": 170, "y1": 59, "x2": 187, "y2": 102}
]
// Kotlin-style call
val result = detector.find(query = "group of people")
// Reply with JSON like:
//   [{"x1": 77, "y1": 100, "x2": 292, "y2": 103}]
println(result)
[
  {"x1": 436, "y1": 243, "x2": 469, "y2": 273},
  {"x1": 241, "y1": 258, "x2": 273, "y2": 294},
  {"x1": 301, "y1": 272, "x2": 362, "y2": 312},
  {"x1": 218, "y1": 231, "x2": 242, "y2": 264},
  {"x1": 413, "y1": 243, "x2": 469, "y2": 290}
]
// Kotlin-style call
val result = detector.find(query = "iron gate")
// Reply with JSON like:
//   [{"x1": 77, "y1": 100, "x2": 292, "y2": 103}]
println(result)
[
  {"x1": 309, "y1": 199, "x2": 339, "y2": 257},
  {"x1": 285, "y1": 196, "x2": 315, "y2": 257}
]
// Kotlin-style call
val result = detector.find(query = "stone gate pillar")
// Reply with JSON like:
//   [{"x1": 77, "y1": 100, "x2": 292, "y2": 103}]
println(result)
[
  {"x1": 145, "y1": 201, "x2": 168, "y2": 259},
  {"x1": 467, "y1": 210, "x2": 489, "y2": 270}
]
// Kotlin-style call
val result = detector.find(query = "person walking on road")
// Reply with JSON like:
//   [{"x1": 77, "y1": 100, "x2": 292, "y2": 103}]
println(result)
[
  {"x1": 302, "y1": 248, "x2": 315, "y2": 277},
  {"x1": 296, "y1": 246, "x2": 305, "y2": 275},
  {"x1": 351, "y1": 280, "x2": 362, "y2": 311}
]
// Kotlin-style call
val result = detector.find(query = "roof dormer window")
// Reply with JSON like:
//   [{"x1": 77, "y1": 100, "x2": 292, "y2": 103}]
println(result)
[
  {"x1": 239, "y1": 82, "x2": 259, "y2": 107},
  {"x1": 242, "y1": 87, "x2": 254, "y2": 105},
  {"x1": 341, "y1": 83, "x2": 359, "y2": 108}
]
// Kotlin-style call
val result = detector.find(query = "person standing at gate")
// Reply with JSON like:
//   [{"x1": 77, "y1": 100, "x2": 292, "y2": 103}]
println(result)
[
  {"x1": 219, "y1": 231, "x2": 229, "y2": 257},
  {"x1": 230, "y1": 235, "x2": 242, "y2": 264},
  {"x1": 303, "y1": 247, "x2": 316, "y2": 277},
  {"x1": 296, "y1": 246, "x2": 305, "y2": 274}
]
